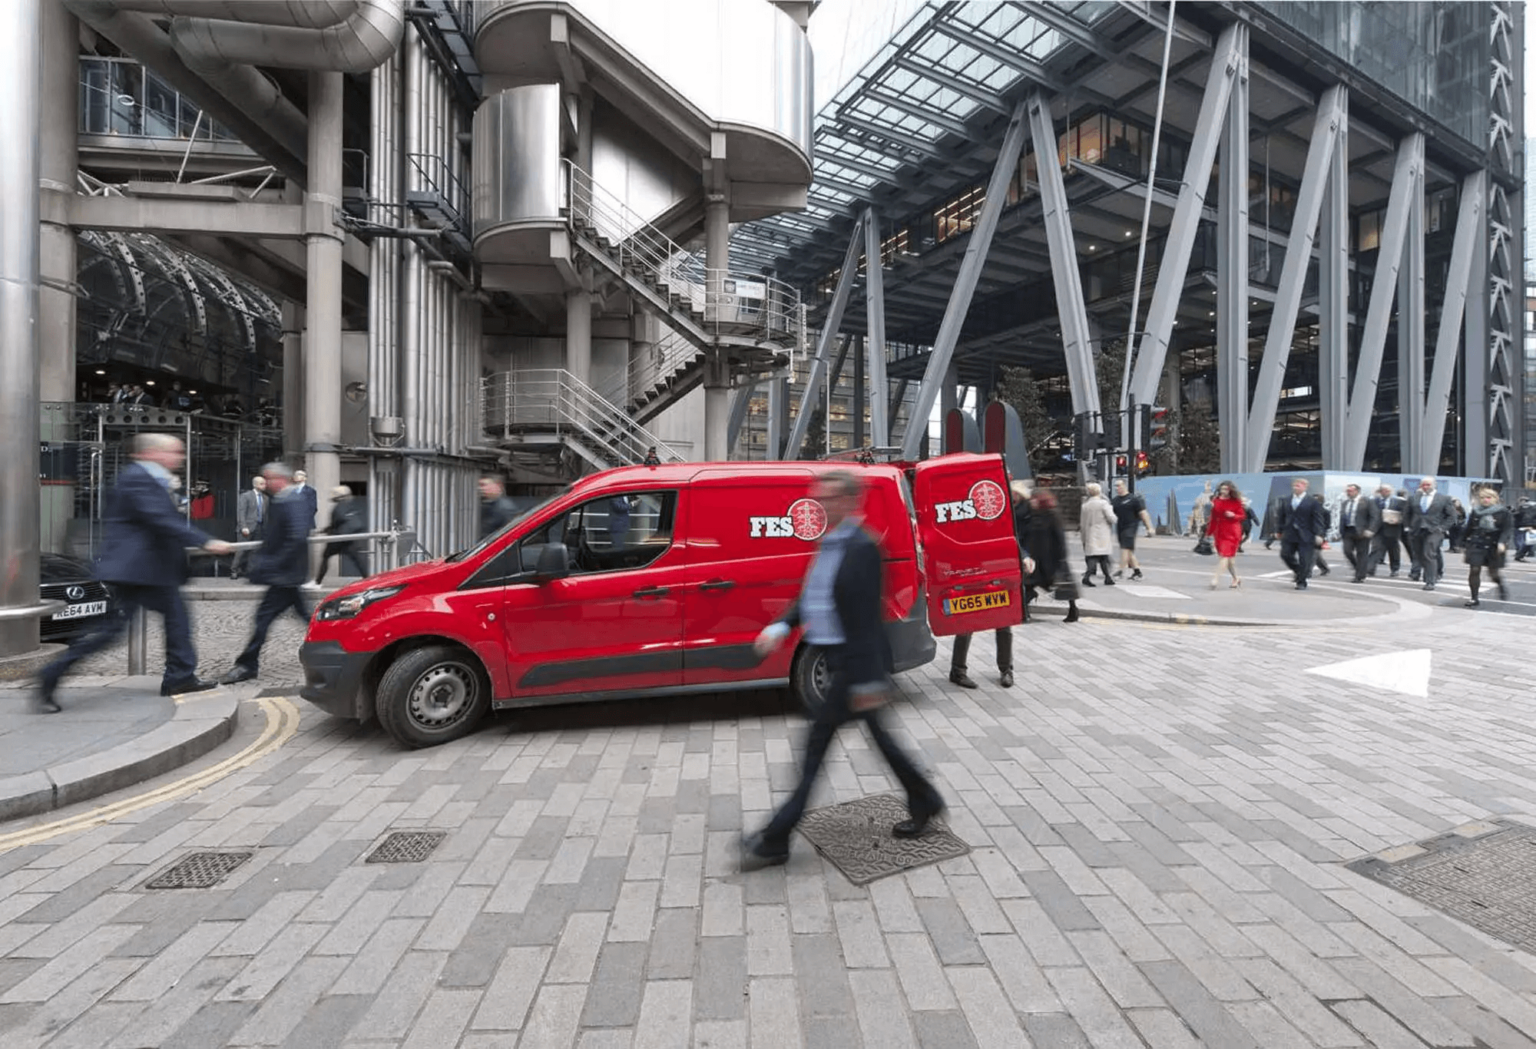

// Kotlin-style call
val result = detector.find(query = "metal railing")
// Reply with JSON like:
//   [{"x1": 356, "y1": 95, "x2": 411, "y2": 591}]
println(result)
[
  {"x1": 596, "y1": 329, "x2": 703, "y2": 412},
  {"x1": 562, "y1": 160, "x2": 801, "y2": 348},
  {"x1": 481, "y1": 369, "x2": 684, "y2": 468}
]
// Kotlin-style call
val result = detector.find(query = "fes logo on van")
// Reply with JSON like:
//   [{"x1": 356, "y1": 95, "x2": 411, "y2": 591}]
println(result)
[
  {"x1": 749, "y1": 498, "x2": 828, "y2": 541},
  {"x1": 933, "y1": 479, "x2": 1008, "y2": 524}
]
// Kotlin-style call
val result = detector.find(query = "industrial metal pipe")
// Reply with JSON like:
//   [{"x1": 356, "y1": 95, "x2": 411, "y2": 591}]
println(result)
[
  {"x1": 304, "y1": 70, "x2": 346, "y2": 537},
  {"x1": 169, "y1": 0, "x2": 404, "y2": 73},
  {"x1": 0, "y1": 0, "x2": 42, "y2": 658},
  {"x1": 107, "y1": 1, "x2": 358, "y2": 28}
]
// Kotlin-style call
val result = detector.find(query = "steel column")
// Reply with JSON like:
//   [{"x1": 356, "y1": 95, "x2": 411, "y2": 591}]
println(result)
[
  {"x1": 1215, "y1": 41, "x2": 1249, "y2": 473},
  {"x1": 1344, "y1": 133, "x2": 1423, "y2": 469},
  {"x1": 767, "y1": 374, "x2": 787, "y2": 459},
  {"x1": 1128, "y1": 23, "x2": 1244, "y2": 408},
  {"x1": 862, "y1": 210, "x2": 890, "y2": 446},
  {"x1": 900, "y1": 97, "x2": 1029, "y2": 459},
  {"x1": 1317, "y1": 113, "x2": 1350, "y2": 468},
  {"x1": 1246, "y1": 85, "x2": 1347, "y2": 472},
  {"x1": 1464, "y1": 177, "x2": 1491, "y2": 475},
  {"x1": 726, "y1": 380, "x2": 755, "y2": 456},
  {"x1": 786, "y1": 214, "x2": 865, "y2": 457},
  {"x1": 1421, "y1": 172, "x2": 1483, "y2": 474},
  {"x1": 0, "y1": 0, "x2": 41, "y2": 657},
  {"x1": 1397, "y1": 154, "x2": 1427, "y2": 472},
  {"x1": 303, "y1": 70, "x2": 345, "y2": 543},
  {"x1": 852, "y1": 338, "x2": 866, "y2": 449},
  {"x1": 1027, "y1": 92, "x2": 1100, "y2": 424}
]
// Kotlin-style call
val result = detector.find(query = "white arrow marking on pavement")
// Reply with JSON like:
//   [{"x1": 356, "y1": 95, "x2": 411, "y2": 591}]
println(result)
[
  {"x1": 1304, "y1": 649, "x2": 1431, "y2": 698},
  {"x1": 1116, "y1": 585, "x2": 1191, "y2": 600}
]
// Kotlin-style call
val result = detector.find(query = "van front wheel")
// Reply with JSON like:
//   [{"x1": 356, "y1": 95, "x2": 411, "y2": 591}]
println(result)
[
  {"x1": 790, "y1": 644, "x2": 832, "y2": 717},
  {"x1": 376, "y1": 645, "x2": 490, "y2": 748}
]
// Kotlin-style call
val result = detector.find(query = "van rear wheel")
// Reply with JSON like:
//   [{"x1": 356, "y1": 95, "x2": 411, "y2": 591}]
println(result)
[
  {"x1": 790, "y1": 644, "x2": 832, "y2": 717},
  {"x1": 376, "y1": 645, "x2": 490, "y2": 748}
]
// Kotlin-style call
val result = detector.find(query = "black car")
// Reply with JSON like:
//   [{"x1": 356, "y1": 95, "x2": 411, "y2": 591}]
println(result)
[{"x1": 40, "y1": 553, "x2": 115, "y2": 642}]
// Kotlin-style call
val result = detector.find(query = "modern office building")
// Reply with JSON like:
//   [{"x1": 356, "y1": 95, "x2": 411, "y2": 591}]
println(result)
[
  {"x1": 734, "y1": 1, "x2": 1526, "y2": 485},
  {"x1": 0, "y1": 0, "x2": 1525, "y2": 657}
]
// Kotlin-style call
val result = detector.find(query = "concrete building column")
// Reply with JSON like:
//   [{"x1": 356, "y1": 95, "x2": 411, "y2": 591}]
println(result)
[
  {"x1": 303, "y1": 71, "x2": 345, "y2": 532},
  {"x1": 282, "y1": 301, "x2": 305, "y2": 459},
  {"x1": 566, "y1": 283, "x2": 592, "y2": 387},
  {"x1": 38, "y1": 0, "x2": 78, "y2": 558},
  {"x1": 0, "y1": 0, "x2": 42, "y2": 657},
  {"x1": 703, "y1": 192, "x2": 730, "y2": 460}
]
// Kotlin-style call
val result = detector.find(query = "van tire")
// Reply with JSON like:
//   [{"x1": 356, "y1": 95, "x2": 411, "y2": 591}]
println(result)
[
  {"x1": 790, "y1": 644, "x2": 831, "y2": 717},
  {"x1": 376, "y1": 645, "x2": 490, "y2": 748}
]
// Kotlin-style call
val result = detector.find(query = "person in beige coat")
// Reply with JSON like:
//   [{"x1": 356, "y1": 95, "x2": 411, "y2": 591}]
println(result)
[{"x1": 1079, "y1": 482, "x2": 1118, "y2": 587}]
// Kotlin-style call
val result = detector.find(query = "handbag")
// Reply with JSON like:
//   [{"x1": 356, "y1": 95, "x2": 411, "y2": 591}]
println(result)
[
  {"x1": 1193, "y1": 534, "x2": 1214, "y2": 556},
  {"x1": 1052, "y1": 573, "x2": 1079, "y2": 601}
]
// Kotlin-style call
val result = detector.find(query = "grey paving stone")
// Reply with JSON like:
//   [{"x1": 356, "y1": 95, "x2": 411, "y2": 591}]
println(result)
[
  {"x1": 1019, "y1": 868, "x2": 1102, "y2": 933},
  {"x1": 803, "y1": 1012, "x2": 860, "y2": 1049},
  {"x1": 911, "y1": 1009, "x2": 980, "y2": 1049},
  {"x1": 512, "y1": 884, "x2": 582, "y2": 946},
  {"x1": 646, "y1": 907, "x2": 698, "y2": 981},
  {"x1": 1022, "y1": 1011, "x2": 1093, "y2": 1048},
  {"x1": 692, "y1": 935, "x2": 748, "y2": 1022},
  {"x1": 574, "y1": 856, "x2": 628, "y2": 913},
  {"x1": 161, "y1": 999, "x2": 260, "y2": 1049},
  {"x1": 439, "y1": 914, "x2": 523, "y2": 988},
  {"x1": 347, "y1": 950, "x2": 448, "y2": 1041},
  {"x1": 1138, "y1": 959, "x2": 1262, "y2": 1049}
]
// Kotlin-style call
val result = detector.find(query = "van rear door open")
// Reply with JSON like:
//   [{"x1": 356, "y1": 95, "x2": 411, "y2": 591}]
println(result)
[{"x1": 912, "y1": 453, "x2": 1023, "y2": 637}]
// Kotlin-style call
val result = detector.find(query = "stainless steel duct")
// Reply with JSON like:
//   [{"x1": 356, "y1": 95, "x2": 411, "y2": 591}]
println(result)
[
  {"x1": 64, "y1": 0, "x2": 306, "y2": 181},
  {"x1": 169, "y1": 0, "x2": 403, "y2": 73},
  {"x1": 172, "y1": 44, "x2": 308, "y2": 160},
  {"x1": 102, "y1": 1, "x2": 359, "y2": 28}
]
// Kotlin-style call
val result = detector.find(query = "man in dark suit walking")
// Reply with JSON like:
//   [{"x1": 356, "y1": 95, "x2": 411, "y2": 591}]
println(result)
[
  {"x1": 1338, "y1": 483, "x2": 1380, "y2": 583},
  {"x1": 741, "y1": 470, "x2": 944, "y2": 870},
  {"x1": 1273, "y1": 477, "x2": 1327, "y2": 590},
  {"x1": 232, "y1": 474, "x2": 267, "y2": 579},
  {"x1": 315, "y1": 485, "x2": 370, "y2": 584},
  {"x1": 35, "y1": 434, "x2": 232, "y2": 711},
  {"x1": 1406, "y1": 476, "x2": 1457, "y2": 591},
  {"x1": 222, "y1": 463, "x2": 315, "y2": 683},
  {"x1": 1369, "y1": 483, "x2": 1407, "y2": 576}
]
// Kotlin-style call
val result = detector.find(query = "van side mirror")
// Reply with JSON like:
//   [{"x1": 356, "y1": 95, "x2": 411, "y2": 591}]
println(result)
[{"x1": 533, "y1": 542, "x2": 569, "y2": 582}]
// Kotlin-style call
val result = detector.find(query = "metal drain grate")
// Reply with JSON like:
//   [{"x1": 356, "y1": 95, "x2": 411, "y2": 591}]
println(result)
[
  {"x1": 796, "y1": 794, "x2": 969, "y2": 886},
  {"x1": 144, "y1": 851, "x2": 253, "y2": 890},
  {"x1": 366, "y1": 830, "x2": 447, "y2": 864},
  {"x1": 1348, "y1": 819, "x2": 1536, "y2": 954}
]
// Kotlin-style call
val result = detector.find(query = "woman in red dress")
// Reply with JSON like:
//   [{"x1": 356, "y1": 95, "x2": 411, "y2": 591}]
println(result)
[{"x1": 1205, "y1": 480, "x2": 1246, "y2": 589}]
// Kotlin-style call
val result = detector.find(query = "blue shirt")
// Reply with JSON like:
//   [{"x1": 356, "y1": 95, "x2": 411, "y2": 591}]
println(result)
[{"x1": 799, "y1": 518, "x2": 862, "y2": 646}]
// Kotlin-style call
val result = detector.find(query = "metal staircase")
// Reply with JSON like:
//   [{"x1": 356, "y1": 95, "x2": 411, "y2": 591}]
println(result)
[
  {"x1": 483, "y1": 164, "x2": 802, "y2": 473},
  {"x1": 482, "y1": 369, "x2": 684, "y2": 473}
]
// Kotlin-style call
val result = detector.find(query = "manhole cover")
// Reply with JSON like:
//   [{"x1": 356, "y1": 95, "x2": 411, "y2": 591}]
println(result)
[
  {"x1": 144, "y1": 851, "x2": 252, "y2": 889},
  {"x1": 796, "y1": 794, "x2": 969, "y2": 886},
  {"x1": 366, "y1": 830, "x2": 447, "y2": 864},
  {"x1": 1348, "y1": 820, "x2": 1536, "y2": 954}
]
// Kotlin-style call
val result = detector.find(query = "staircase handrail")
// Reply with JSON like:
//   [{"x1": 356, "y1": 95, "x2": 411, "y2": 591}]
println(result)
[
  {"x1": 561, "y1": 159, "x2": 802, "y2": 346},
  {"x1": 596, "y1": 328, "x2": 703, "y2": 409},
  {"x1": 482, "y1": 369, "x2": 686, "y2": 467}
]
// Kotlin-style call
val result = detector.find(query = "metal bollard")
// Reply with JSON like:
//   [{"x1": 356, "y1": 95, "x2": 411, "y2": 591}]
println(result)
[{"x1": 127, "y1": 607, "x2": 147, "y2": 676}]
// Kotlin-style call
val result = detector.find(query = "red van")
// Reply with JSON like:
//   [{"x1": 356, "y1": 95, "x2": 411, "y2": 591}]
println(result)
[{"x1": 299, "y1": 453, "x2": 1022, "y2": 747}]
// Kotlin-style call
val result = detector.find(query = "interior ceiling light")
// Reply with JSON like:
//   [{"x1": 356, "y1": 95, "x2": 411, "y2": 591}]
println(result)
[{"x1": 94, "y1": 369, "x2": 105, "y2": 375}]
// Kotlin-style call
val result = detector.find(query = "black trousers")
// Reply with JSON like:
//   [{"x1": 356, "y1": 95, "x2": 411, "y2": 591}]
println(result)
[
  {"x1": 1412, "y1": 530, "x2": 1445, "y2": 585},
  {"x1": 1369, "y1": 528, "x2": 1402, "y2": 573},
  {"x1": 315, "y1": 543, "x2": 369, "y2": 583},
  {"x1": 760, "y1": 647, "x2": 941, "y2": 848},
  {"x1": 232, "y1": 524, "x2": 265, "y2": 575},
  {"x1": 43, "y1": 583, "x2": 196, "y2": 689},
  {"x1": 235, "y1": 585, "x2": 313, "y2": 672},
  {"x1": 1341, "y1": 529, "x2": 1371, "y2": 581},
  {"x1": 951, "y1": 629, "x2": 1012, "y2": 673},
  {"x1": 1279, "y1": 537, "x2": 1316, "y2": 585}
]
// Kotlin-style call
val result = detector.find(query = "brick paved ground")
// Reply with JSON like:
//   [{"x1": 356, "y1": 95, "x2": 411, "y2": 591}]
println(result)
[{"x1": 3, "y1": 596, "x2": 1536, "y2": 1047}]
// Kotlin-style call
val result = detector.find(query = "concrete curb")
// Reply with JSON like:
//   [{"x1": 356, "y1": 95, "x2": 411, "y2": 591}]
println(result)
[
  {"x1": 1024, "y1": 602, "x2": 1280, "y2": 627},
  {"x1": 0, "y1": 647, "x2": 64, "y2": 683},
  {"x1": 0, "y1": 692, "x2": 239, "y2": 822}
]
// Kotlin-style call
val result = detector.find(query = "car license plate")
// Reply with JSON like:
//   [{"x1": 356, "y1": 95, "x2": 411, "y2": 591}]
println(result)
[
  {"x1": 52, "y1": 601, "x2": 107, "y2": 621},
  {"x1": 942, "y1": 590, "x2": 1009, "y2": 615}
]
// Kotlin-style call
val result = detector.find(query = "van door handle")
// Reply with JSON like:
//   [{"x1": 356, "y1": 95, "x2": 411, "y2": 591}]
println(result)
[
  {"x1": 699, "y1": 579, "x2": 736, "y2": 592},
  {"x1": 632, "y1": 586, "x2": 669, "y2": 598}
]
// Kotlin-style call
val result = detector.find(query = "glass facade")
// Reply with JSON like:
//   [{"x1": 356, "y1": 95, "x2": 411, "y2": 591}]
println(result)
[
  {"x1": 1254, "y1": 2, "x2": 1488, "y2": 147},
  {"x1": 79, "y1": 57, "x2": 240, "y2": 141}
]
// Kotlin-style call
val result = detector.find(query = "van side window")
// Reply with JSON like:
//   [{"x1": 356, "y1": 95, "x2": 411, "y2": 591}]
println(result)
[
  {"x1": 460, "y1": 543, "x2": 526, "y2": 590},
  {"x1": 520, "y1": 490, "x2": 677, "y2": 575}
]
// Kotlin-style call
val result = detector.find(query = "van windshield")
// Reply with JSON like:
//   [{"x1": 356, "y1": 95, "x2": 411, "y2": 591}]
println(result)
[{"x1": 445, "y1": 487, "x2": 571, "y2": 562}]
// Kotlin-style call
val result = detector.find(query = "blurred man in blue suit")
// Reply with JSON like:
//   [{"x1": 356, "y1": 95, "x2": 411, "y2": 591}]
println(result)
[
  {"x1": 35, "y1": 434, "x2": 232, "y2": 712},
  {"x1": 222, "y1": 463, "x2": 315, "y2": 683}
]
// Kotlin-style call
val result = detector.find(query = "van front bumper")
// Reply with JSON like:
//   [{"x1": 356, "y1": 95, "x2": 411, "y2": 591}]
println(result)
[
  {"x1": 889, "y1": 606, "x2": 937, "y2": 673},
  {"x1": 299, "y1": 640, "x2": 375, "y2": 721}
]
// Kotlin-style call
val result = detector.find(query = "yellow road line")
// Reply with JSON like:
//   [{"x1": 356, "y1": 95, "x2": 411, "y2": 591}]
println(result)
[{"x1": 0, "y1": 696, "x2": 302, "y2": 852}]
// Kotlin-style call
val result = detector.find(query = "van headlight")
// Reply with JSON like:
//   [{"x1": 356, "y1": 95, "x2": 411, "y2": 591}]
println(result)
[{"x1": 315, "y1": 585, "x2": 405, "y2": 621}]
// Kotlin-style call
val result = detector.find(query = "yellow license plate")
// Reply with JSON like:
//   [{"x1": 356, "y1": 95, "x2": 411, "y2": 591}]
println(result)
[{"x1": 942, "y1": 590, "x2": 1010, "y2": 615}]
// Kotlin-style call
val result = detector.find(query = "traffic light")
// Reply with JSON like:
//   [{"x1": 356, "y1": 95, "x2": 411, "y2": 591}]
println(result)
[
  {"x1": 1115, "y1": 455, "x2": 1128, "y2": 472},
  {"x1": 1135, "y1": 450, "x2": 1150, "y2": 474},
  {"x1": 1139, "y1": 405, "x2": 1169, "y2": 451}
]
